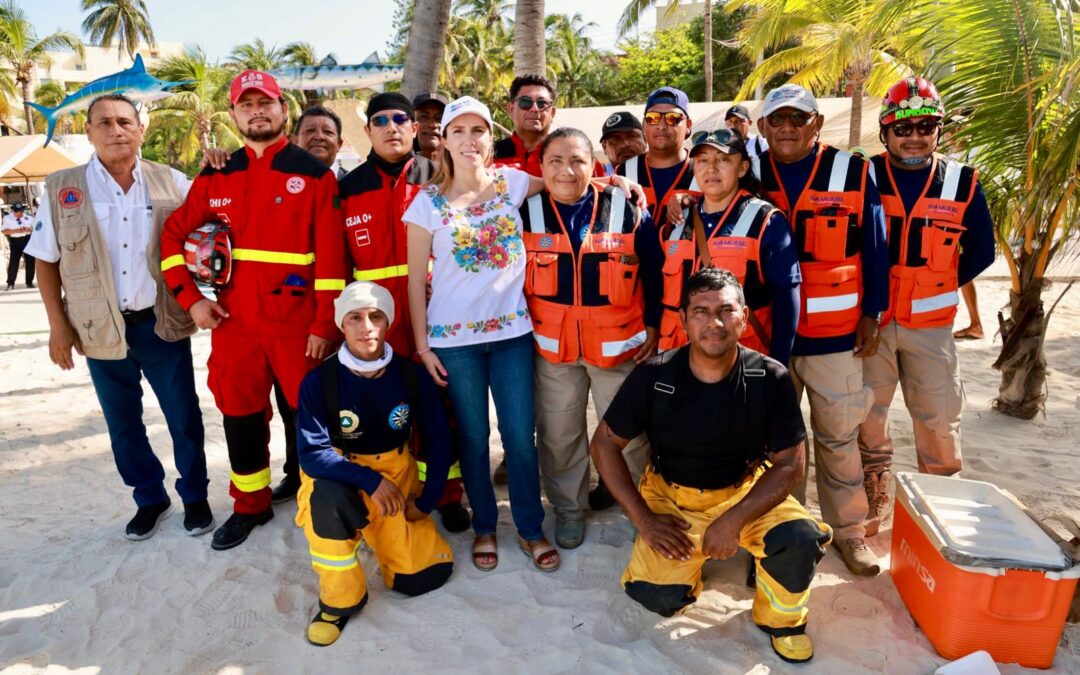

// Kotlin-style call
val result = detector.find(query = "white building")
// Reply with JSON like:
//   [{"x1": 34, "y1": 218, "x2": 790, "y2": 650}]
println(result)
[{"x1": 32, "y1": 41, "x2": 185, "y2": 89}]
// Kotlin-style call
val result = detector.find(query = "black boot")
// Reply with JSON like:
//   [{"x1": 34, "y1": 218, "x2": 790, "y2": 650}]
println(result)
[
  {"x1": 437, "y1": 502, "x2": 471, "y2": 533},
  {"x1": 211, "y1": 509, "x2": 273, "y2": 550},
  {"x1": 271, "y1": 473, "x2": 301, "y2": 504},
  {"x1": 588, "y1": 478, "x2": 617, "y2": 511}
]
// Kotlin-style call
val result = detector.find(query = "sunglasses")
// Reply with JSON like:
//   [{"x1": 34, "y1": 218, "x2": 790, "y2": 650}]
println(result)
[
  {"x1": 691, "y1": 129, "x2": 741, "y2": 146},
  {"x1": 765, "y1": 111, "x2": 817, "y2": 128},
  {"x1": 371, "y1": 112, "x2": 412, "y2": 127},
  {"x1": 644, "y1": 111, "x2": 686, "y2": 127},
  {"x1": 515, "y1": 96, "x2": 554, "y2": 111},
  {"x1": 890, "y1": 120, "x2": 942, "y2": 137}
]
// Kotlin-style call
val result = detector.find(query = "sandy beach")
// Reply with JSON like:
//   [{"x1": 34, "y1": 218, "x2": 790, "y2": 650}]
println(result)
[{"x1": 2, "y1": 269, "x2": 1080, "y2": 674}]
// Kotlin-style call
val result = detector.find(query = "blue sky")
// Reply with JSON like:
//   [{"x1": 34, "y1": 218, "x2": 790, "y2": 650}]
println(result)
[{"x1": 23, "y1": 0, "x2": 657, "y2": 64}]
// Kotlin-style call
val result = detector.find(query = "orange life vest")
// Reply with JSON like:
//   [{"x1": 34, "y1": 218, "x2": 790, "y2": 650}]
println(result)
[
  {"x1": 521, "y1": 185, "x2": 646, "y2": 368},
  {"x1": 755, "y1": 144, "x2": 868, "y2": 339},
  {"x1": 658, "y1": 191, "x2": 777, "y2": 353},
  {"x1": 870, "y1": 154, "x2": 977, "y2": 329},
  {"x1": 618, "y1": 154, "x2": 700, "y2": 215}
]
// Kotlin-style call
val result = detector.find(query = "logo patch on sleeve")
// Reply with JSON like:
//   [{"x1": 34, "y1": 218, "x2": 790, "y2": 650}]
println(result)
[
  {"x1": 59, "y1": 188, "x2": 83, "y2": 209},
  {"x1": 286, "y1": 176, "x2": 306, "y2": 194}
]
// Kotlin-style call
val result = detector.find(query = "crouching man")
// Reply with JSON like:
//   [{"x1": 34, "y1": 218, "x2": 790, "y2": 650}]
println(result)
[
  {"x1": 590, "y1": 267, "x2": 832, "y2": 663},
  {"x1": 295, "y1": 281, "x2": 454, "y2": 646}
]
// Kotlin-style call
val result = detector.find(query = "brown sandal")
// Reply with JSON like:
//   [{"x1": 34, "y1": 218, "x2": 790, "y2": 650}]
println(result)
[
  {"x1": 520, "y1": 537, "x2": 560, "y2": 572},
  {"x1": 472, "y1": 535, "x2": 498, "y2": 571}
]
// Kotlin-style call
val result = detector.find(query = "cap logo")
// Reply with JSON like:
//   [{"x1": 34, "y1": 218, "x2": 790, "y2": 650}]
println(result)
[
  {"x1": 895, "y1": 106, "x2": 940, "y2": 120},
  {"x1": 241, "y1": 71, "x2": 265, "y2": 88},
  {"x1": 605, "y1": 113, "x2": 622, "y2": 128}
]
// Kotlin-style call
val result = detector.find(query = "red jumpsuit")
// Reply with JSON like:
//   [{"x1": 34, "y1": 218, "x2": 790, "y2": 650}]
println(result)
[
  {"x1": 493, "y1": 132, "x2": 606, "y2": 177},
  {"x1": 161, "y1": 137, "x2": 347, "y2": 514}
]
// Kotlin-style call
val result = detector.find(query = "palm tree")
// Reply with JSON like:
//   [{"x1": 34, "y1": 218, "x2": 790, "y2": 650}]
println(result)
[
  {"x1": 729, "y1": 0, "x2": 927, "y2": 147},
  {"x1": 402, "y1": 0, "x2": 453, "y2": 97},
  {"x1": 927, "y1": 0, "x2": 1080, "y2": 419},
  {"x1": 513, "y1": 0, "x2": 546, "y2": 76},
  {"x1": 80, "y1": 0, "x2": 155, "y2": 61},
  {"x1": 546, "y1": 13, "x2": 604, "y2": 107},
  {"x1": 150, "y1": 46, "x2": 240, "y2": 164},
  {"x1": 617, "y1": 0, "x2": 715, "y2": 101},
  {"x1": 226, "y1": 38, "x2": 284, "y2": 72},
  {"x1": 32, "y1": 81, "x2": 85, "y2": 135},
  {"x1": 0, "y1": 1, "x2": 83, "y2": 133}
]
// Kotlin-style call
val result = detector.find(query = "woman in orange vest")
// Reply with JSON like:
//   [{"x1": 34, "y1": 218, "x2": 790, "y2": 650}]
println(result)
[
  {"x1": 522, "y1": 127, "x2": 663, "y2": 549},
  {"x1": 660, "y1": 129, "x2": 801, "y2": 365}
]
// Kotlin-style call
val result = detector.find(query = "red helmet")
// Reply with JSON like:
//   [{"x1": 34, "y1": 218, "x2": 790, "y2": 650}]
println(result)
[
  {"x1": 184, "y1": 220, "x2": 232, "y2": 289},
  {"x1": 879, "y1": 77, "x2": 945, "y2": 127}
]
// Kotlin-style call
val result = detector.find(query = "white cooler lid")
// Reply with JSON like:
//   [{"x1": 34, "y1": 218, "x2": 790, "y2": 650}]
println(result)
[{"x1": 897, "y1": 473, "x2": 1071, "y2": 571}]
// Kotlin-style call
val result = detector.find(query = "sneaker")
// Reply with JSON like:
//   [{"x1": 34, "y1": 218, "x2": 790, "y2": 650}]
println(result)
[
  {"x1": 863, "y1": 469, "x2": 895, "y2": 537},
  {"x1": 588, "y1": 478, "x2": 617, "y2": 511},
  {"x1": 307, "y1": 611, "x2": 350, "y2": 647},
  {"x1": 769, "y1": 633, "x2": 814, "y2": 663},
  {"x1": 555, "y1": 516, "x2": 585, "y2": 549},
  {"x1": 271, "y1": 474, "x2": 301, "y2": 504},
  {"x1": 493, "y1": 459, "x2": 508, "y2": 485},
  {"x1": 125, "y1": 499, "x2": 172, "y2": 541},
  {"x1": 437, "y1": 502, "x2": 471, "y2": 533},
  {"x1": 210, "y1": 509, "x2": 273, "y2": 551},
  {"x1": 835, "y1": 537, "x2": 881, "y2": 576},
  {"x1": 182, "y1": 500, "x2": 215, "y2": 536}
]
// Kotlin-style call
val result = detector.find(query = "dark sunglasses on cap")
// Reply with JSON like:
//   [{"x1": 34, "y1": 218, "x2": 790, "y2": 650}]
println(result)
[
  {"x1": 765, "y1": 110, "x2": 817, "y2": 128},
  {"x1": 643, "y1": 111, "x2": 686, "y2": 126},
  {"x1": 889, "y1": 119, "x2": 942, "y2": 137},
  {"x1": 514, "y1": 96, "x2": 554, "y2": 111},
  {"x1": 371, "y1": 112, "x2": 412, "y2": 127},
  {"x1": 691, "y1": 129, "x2": 741, "y2": 145}
]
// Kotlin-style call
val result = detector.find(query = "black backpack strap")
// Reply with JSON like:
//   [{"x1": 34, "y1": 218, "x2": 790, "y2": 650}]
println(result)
[
  {"x1": 648, "y1": 347, "x2": 684, "y2": 476},
  {"x1": 319, "y1": 355, "x2": 343, "y2": 447},
  {"x1": 741, "y1": 348, "x2": 768, "y2": 462}
]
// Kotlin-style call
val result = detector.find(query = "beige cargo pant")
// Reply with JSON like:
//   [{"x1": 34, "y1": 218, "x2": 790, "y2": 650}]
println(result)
[
  {"x1": 790, "y1": 351, "x2": 874, "y2": 541},
  {"x1": 858, "y1": 323, "x2": 964, "y2": 476},
  {"x1": 534, "y1": 355, "x2": 649, "y2": 519}
]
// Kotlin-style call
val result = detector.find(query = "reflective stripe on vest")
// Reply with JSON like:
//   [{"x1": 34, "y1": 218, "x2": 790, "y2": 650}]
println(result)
[
  {"x1": 527, "y1": 194, "x2": 546, "y2": 234},
  {"x1": 232, "y1": 249, "x2": 315, "y2": 265},
  {"x1": 940, "y1": 160, "x2": 961, "y2": 201},
  {"x1": 354, "y1": 264, "x2": 409, "y2": 281},
  {"x1": 626, "y1": 160, "x2": 639, "y2": 184},
  {"x1": 608, "y1": 191, "x2": 627, "y2": 234},
  {"x1": 912, "y1": 290, "x2": 959, "y2": 315},
  {"x1": 806, "y1": 292, "x2": 859, "y2": 314},
  {"x1": 534, "y1": 331, "x2": 559, "y2": 355},
  {"x1": 601, "y1": 329, "x2": 647, "y2": 357},
  {"x1": 828, "y1": 152, "x2": 851, "y2": 192}
]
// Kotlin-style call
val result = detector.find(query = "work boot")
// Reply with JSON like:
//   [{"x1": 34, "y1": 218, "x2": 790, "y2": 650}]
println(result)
[
  {"x1": 437, "y1": 502, "x2": 471, "y2": 533},
  {"x1": 555, "y1": 516, "x2": 585, "y2": 549},
  {"x1": 211, "y1": 509, "x2": 273, "y2": 551},
  {"x1": 125, "y1": 499, "x2": 172, "y2": 541},
  {"x1": 588, "y1": 478, "x2": 617, "y2": 511},
  {"x1": 769, "y1": 633, "x2": 814, "y2": 663},
  {"x1": 183, "y1": 500, "x2": 215, "y2": 536},
  {"x1": 271, "y1": 473, "x2": 301, "y2": 504},
  {"x1": 307, "y1": 611, "x2": 350, "y2": 647},
  {"x1": 863, "y1": 469, "x2": 895, "y2": 537},
  {"x1": 835, "y1": 537, "x2": 881, "y2": 576},
  {"x1": 493, "y1": 458, "x2": 508, "y2": 485}
]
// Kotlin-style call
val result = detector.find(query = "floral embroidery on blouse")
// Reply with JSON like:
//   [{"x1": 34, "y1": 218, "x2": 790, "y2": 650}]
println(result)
[
  {"x1": 429, "y1": 309, "x2": 529, "y2": 338},
  {"x1": 426, "y1": 171, "x2": 523, "y2": 273}
]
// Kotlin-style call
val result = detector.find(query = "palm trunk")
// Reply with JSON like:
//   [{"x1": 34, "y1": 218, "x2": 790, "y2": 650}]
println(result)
[
  {"x1": 993, "y1": 271, "x2": 1047, "y2": 419},
  {"x1": 402, "y1": 0, "x2": 453, "y2": 98},
  {"x1": 21, "y1": 80, "x2": 33, "y2": 134},
  {"x1": 703, "y1": 0, "x2": 713, "y2": 102},
  {"x1": 848, "y1": 76, "x2": 864, "y2": 149},
  {"x1": 514, "y1": 0, "x2": 546, "y2": 76}
]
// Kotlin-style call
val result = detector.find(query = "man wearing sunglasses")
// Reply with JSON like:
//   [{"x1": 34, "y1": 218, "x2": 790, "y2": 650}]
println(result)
[
  {"x1": 857, "y1": 78, "x2": 995, "y2": 536},
  {"x1": 338, "y1": 92, "x2": 471, "y2": 534},
  {"x1": 752, "y1": 83, "x2": 890, "y2": 577},
  {"x1": 615, "y1": 87, "x2": 699, "y2": 216}
]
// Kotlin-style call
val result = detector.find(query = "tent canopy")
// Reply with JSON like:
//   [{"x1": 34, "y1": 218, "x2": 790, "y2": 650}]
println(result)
[{"x1": 0, "y1": 135, "x2": 81, "y2": 183}]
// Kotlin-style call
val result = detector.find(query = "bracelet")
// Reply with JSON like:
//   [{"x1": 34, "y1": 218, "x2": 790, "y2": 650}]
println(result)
[{"x1": 416, "y1": 347, "x2": 432, "y2": 356}]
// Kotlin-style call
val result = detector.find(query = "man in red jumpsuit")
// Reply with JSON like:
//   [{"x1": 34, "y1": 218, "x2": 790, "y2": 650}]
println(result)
[{"x1": 161, "y1": 69, "x2": 346, "y2": 550}]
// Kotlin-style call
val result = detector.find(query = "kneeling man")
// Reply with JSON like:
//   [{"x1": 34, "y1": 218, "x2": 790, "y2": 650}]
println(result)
[
  {"x1": 590, "y1": 267, "x2": 832, "y2": 663},
  {"x1": 295, "y1": 281, "x2": 454, "y2": 646}
]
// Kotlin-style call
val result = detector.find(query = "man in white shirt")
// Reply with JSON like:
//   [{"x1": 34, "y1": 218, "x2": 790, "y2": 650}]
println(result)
[
  {"x1": 3, "y1": 202, "x2": 35, "y2": 290},
  {"x1": 26, "y1": 93, "x2": 212, "y2": 541}
]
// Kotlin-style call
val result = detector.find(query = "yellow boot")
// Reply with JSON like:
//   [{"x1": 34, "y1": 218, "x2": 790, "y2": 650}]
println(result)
[
  {"x1": 770, "y1": 633, "x2": 814, "y2": 663},
  {"x1": 306, "y1": 612, "x2": 350, "y2": 647}
]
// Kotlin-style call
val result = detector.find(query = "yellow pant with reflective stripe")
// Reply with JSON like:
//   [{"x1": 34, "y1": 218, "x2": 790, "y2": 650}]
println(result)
[
  {"x1": 622, "y1": 466, "x2": 832, "y2": 632},
  {"x1": 295, "y1": 448, "x2": 453, "y2": 614}
]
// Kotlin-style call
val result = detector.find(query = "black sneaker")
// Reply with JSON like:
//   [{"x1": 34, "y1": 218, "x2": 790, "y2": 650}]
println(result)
[
  {"x1": 125, "y1": 499, "x2": 172, "y2": 541},
  {"x1": 271, "y1": 474, "x2": 301, "y2": 504},
  {"x1": 183, "y1": 500, "x2": 215, "y2": 536},
  {"x1": 210, "y1": 510, "x2": 273, "y2": 551},
  {"x1": 588, "y1": 478, "x2": 617, "y2": 511},
  {"x1": 437, "y1": 502, "x2": 471, "y2": 533}
]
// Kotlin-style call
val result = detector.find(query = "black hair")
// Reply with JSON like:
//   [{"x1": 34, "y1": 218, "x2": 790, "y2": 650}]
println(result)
[
  {"x1": 87, "y1": 93, "x2": 139, "y2": 125},
  {"x1": 539, "y1": 126, "x2": 592, "y2": 160},
  {"x1": 681, "y1": 267, "x2": 745, "y2": 311},
  {"x1": 293, "y1": 105, "x2": 343, "y2": 137},
  {"x1": 510, "y1": 74, "x2": 556, "y2": 101}
]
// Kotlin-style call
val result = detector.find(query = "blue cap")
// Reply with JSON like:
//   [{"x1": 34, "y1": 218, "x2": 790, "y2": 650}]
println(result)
[{"x1": 646, "y1": 87, "x2": 690, "y2": 118}]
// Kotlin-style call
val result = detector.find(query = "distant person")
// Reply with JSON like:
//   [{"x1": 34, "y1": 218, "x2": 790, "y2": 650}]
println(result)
[
  {"x1": 953, "y1": 282, "x2": 984, "y2": 340},
  {"x1": 591, "y1": 267, "x2": 831, "y2": 664},
  {"x1": 3, "y1": 202, "x2": 34, "y2": 290},
  {"x1": 725, "y1": 104, "x2": 768, "y2": 157},
  {"x1": 26, "y1": 93, "x2": 211, "y2": 540},
  {"x1": 599, "y1": 110, "x2": 647, "y2": 175},
  {"x1": 412, "y1": 92, "x2": 448, "y2": 166},
  {"x1": 294, "y1": 105, "x2": 347, "y2": 179}
]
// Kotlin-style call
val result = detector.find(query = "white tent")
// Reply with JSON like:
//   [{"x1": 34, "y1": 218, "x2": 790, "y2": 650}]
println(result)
[{"x1": 0, "y1": 135, "x2": 81, "y2": 184}]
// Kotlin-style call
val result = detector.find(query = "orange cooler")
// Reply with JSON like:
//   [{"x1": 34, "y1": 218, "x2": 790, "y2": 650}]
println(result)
[{"x1": 891, "y1": 473, "x2": 1079, "y2": 669}]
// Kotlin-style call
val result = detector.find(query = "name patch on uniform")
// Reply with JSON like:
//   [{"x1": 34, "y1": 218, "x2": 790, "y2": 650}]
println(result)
[
  {"x1": 808, "y1": 194, "x2": 844, "y2": 206},
  {"x1": 388, "y1": 403, "x2": 410, "y2": 430},
  {"x1": 354, "y1": 228, "x2": 371, "y2": 247},
  {"x1": 594, "y1": 234, "x2": 624, "y2": 250},
  {"x1": 926, "y1": 202, "x2": 960, "y2": 217},
  {"x1": 286, "y1": 176, "x2": 306, "y2": 194},
  {"x1": 59, "y1": 188, "x2": 83, "y2": 209}
]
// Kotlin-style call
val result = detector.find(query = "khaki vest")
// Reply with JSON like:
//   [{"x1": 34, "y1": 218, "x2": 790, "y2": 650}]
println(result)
[{"x1": 46, "y1": 160, "x2": 196, "y2": 360}]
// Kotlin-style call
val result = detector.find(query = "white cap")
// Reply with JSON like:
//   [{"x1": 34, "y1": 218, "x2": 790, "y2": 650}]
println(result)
[
  {"x1": 761, "y1": 84, "x2": 820, "y2": 118},
  {"x1": 441, "y1": 95, "x2": 493, "y2": 131},
  {"x1": 334, "y1": 281, "x2": 395, "y2": 330}
]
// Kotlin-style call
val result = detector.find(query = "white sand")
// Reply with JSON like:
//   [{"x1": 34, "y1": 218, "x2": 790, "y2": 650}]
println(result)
[{"x1": 2, "y1": 275, "x2": 1080, "y2": 674}]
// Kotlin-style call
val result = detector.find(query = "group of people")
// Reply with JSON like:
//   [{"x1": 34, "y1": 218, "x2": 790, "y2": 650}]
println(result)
[{"x1": 25, "y1": 66, "x2": 995, "y2": 662}]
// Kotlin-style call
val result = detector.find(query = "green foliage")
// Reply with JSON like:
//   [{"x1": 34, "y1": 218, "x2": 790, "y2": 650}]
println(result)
[
  {"x1": 686, "y1": 3, "x2": 756, "y2": 101},
  {"x1": 615, "y1": 28, "x2": 704, "y2": 103},
  {"x1": 80, "y1": 0, "x2": 155, "y2": 60}
]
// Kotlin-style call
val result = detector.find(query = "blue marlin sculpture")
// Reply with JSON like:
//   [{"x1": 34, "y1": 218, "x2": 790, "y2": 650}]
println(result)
[
  {"x1": 268, "y1": 54, "x2": 403, "y2": 91},
  {"x1": 26, "y1": 54, "x2": 195, "y2": 147}
]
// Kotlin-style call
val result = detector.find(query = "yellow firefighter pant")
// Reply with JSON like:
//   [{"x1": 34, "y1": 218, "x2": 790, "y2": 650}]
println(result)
[
  {"x1": 858, "y1": 323, "x2": 964, "y2": 476},
  {"x1": 789, "y1": 351, "x2": 874, "y2": 540},
  {"x1": 294, "y1": 446, "x2": 454, "y2": 616},
  {"x1": 621, "y1": 466, "x2": 832, "y2": 634}
]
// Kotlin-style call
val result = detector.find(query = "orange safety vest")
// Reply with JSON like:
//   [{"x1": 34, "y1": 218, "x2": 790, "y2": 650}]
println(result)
[
  {"x1": 871, "y1": 154, "x2": 977, "y2": 329},
  {"x1": 658, "y1": 191, "x2": 777, "y2": 353},
  {"x1": 755, "y1": 144, "x2": 868, "y2": 339},
  {"x1": 521, "y1": 185, "x2": 647, "y2": 368},
  {"x1": 618, "y1": 154, "x2": 700, "y2": 215}
]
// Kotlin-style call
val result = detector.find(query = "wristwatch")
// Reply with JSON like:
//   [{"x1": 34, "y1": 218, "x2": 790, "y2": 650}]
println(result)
[{"x1": 864, "y1": 311, "x2": 883, "y2": 322}]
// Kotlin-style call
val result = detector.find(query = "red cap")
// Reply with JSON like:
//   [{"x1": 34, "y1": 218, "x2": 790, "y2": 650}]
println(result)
[{"x1": 229, "y1": 70, "x2": 283, "y2": 105}]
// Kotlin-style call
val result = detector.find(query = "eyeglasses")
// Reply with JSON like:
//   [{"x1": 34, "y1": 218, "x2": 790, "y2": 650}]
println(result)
[
  {"x1": 889, "y1": 120, "x2": 942, "y2": 137},
  {"x1": 371, "y1": 113, "x2": 412, "y2": 127},
  {"x1": 765, "y1": 111, "x2": 817, "y2": 128},
  {"x1": 514, "y1": 96, "x2": 554, "y2": 111},
  {"x1": 644, "y1": 111, "x2": 686, "y2": 127}
]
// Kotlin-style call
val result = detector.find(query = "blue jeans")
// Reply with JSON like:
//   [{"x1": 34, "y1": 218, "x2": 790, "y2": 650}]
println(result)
[
  {"x1": 86, "y1": 318, "x2": 207, "y2": 508},
  {"x1": 435, "y1": 332, "x2": 545, "y2": 541}
]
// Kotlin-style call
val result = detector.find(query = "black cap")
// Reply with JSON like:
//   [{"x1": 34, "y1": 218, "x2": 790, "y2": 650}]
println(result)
[
  {"x1": 12, "y1": 202, "x2": 25, "y2": 211},
  {"x1": 412, "y1": 92, "x2": 449, "y2": 110},
  {"x1": 725, "y1": 104, "x2": 751, "y2": 121},
  {"x1": 600, "y1": 111, "x2": 643, "y2": 142},
  {"x1": 366, "y1": 92, "x2": 413, "y2": 120}
]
